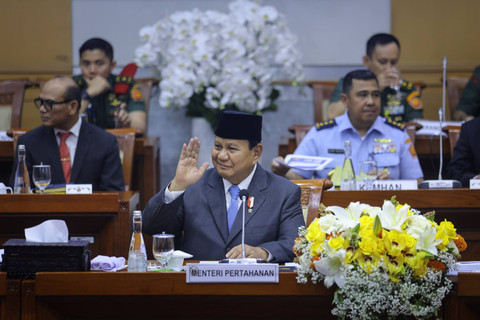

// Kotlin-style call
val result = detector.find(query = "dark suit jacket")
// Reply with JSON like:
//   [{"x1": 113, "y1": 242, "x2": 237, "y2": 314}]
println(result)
[
  {"x1": 10, "y1": 121, "x2": 124, "y2": 191},
  {"x1": 143, "y1": 165, "x2": 304, "y2": 263},
  {"x1": 446, "y1": 117, "x2": 480, "y2": 187}
]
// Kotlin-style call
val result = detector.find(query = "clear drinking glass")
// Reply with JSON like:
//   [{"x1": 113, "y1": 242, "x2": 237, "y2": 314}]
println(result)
[
  {"x1": 359, "y1": 160, "x2": 377, "y2": 190},
  {"x1": 152, "y1": 232, "x2": 175, "y2": 270},
  {"x1": 32, "y1": 164, "x2": 51, "y2": 194}
]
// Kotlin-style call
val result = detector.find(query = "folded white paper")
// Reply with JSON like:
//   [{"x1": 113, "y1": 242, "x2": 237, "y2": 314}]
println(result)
[
  {"x1": 168, "y1": 250, "x2": 193, "y2": 268},
  {"x1": 24, "y1": 220, "x2": 69, "y2": 243},
  {"x1": 91, "y1": 255, "x2": 126, "y2": 272}
]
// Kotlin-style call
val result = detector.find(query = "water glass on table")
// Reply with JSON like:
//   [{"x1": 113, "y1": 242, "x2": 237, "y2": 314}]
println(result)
[
  {"x1": 152, "y1": 232, "x2": 175, "y2": 271},
  {"x1": 359, "y1": 160, "x2": 377, "y2": 190},
  {"x1": 32, "y1": 164, "x2": 51, "y2": 194}
]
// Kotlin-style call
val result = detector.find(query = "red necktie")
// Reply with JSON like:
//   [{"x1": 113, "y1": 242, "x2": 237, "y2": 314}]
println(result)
[{"x1": 58, "y1": 132, "x2": 72, "y2": 183}]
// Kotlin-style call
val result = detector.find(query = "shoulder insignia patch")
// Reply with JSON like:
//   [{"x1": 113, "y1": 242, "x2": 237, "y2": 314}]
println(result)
[
  {"x1": 473, "y1": 75, "x2": 478, "y2": 85},
  {"x1": 115, "y1": 75, "x2": 133, "y2": 84},
  {"x1": 130, "y1": 84, "x2": 143, "y2": 102},
  {"x1": 385, "y1": 118, "x2": 405, "y2": 130},
  {"x1": 401, "y1": 80, "x2": 413, "y2": 91},
  {"x1": 406, "y1": 91, "x2": 423, "y2": 110},
  {"x1": 315, "y1": 119, "x2": 336, "y2": 130}
]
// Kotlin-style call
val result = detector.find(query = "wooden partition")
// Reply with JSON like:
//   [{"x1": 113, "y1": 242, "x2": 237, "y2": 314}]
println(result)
[
  {"x1": 0, "y1": 274, "x2": 20, "y2": 320},
  {"x1": 0, "y1": 192, "x2": 139, "y2": 258}
]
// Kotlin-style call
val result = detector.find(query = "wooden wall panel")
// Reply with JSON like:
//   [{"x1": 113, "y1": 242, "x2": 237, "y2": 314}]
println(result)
[{"x1": 391, "y1": 0, "x2": 480, "y2": 120}]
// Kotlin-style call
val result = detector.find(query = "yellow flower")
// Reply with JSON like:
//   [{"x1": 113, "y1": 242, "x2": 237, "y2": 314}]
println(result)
[
  {"x1": 359, "y1": 215, "x2": 374, "y2": 231},
  {"x1": 435, "y1": 228, "x2": 450, "y2": 249},
  {"x1": 305, "y1": 220, "x2": 326, "y2": 243},
  {"x1": 328, "y1": 236, "x2": 345, "y2": 251},
  {"x1": 383, "y1": 230, "x2": 406, "y2": 257},
  {"x1": 403, "y1": 233, "x2": 417, "y2": 251},
  {"x1": 439, "y1": 220, "x2": 457, "y2": 239},
  {"x1": 385, "y1": 255, "x2": 405, "y2": 282},
  {"x1": 344, "y1": 246, "x2": 359, "y2": 264},
  {"x1": 404, "y1": 248, "x2": 425, "y2": 270},
  {"x1": 359, "y1": 236, "x2": 378, "y2": 256},
  {"x1": 358, "y1": 253, "x2": 380, "y2": 273}
]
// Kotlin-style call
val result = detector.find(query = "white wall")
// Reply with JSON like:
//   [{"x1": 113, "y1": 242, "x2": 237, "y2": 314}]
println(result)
[{"x1": 72, "y1": 0, "x2": 390, "y2": 69}]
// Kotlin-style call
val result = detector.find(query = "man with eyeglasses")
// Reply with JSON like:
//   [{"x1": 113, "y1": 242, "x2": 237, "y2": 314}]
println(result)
[{"x1": 9, "y1": 76, "x2": 124, "y2": 191}]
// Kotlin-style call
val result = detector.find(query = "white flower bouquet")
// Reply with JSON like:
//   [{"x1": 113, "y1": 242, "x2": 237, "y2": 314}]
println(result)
[
  {"x1": 135, "y1": 0, "x2": 304, "y2": 129},
  {"x1": 294, "y1": 197, "x2": 467, "y2": 320}
]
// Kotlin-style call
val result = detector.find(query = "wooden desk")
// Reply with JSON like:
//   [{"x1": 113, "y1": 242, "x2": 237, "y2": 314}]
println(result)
[
  {"x1": 0, "y1": 192, "x2": 139, "y2": 258},
  {"x1": 446, "y1": 273, "x2": 480, "y2": 319},
  {"x1": 0, "y1": 136, "x2": 160, "y2": 210},
  {"x1": 322, "y1": 189, "x2": 480, "y2": 261},
  {"x1": 21, "y1": 271, "x2": 336, "y2": 320},
  {"x1": 0, "y1": 273, "x2": 20, "y2": 320}
]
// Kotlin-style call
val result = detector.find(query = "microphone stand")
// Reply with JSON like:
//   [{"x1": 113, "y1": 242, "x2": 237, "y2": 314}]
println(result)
[{"x1": 418, "y1": 56, "x2": 461, "y2": 189}]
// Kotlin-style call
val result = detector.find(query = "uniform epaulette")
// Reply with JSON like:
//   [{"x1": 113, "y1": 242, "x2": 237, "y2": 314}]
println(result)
[
  {"x1": 400, "y1": 80, "x2": 414, "y2": 91},
  {"x1": 114, "y1": 75, "x2": 134, "y2": 84},
  {"x1": 315, "y1": 119, "x2": 336, "y2": 130},
  {"x1": 385, "y1": 118, "x2": 405, "y2": 130}
]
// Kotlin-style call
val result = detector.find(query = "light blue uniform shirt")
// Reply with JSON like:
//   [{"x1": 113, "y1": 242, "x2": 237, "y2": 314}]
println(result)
[{"x1": 292, "y1": 112, "x2": 423, "y2": 180}]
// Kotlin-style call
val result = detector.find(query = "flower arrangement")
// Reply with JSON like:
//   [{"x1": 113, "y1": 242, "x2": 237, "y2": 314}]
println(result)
[
  {"x1": 294, "y1": 197, "x2": 467, "y2": 320},
  {"x1": 134, "y1": 0, "x2": 304, "y2": 129}
]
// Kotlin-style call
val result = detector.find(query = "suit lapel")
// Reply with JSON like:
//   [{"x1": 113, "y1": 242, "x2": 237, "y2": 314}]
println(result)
[
  {"x1": 70, "y1": 121, "x2": 90, "y2": 183},
  {"x1": 206, "y1": 171, "x2": 229, "y2": 243},
  {"x1": 226, "y1": 165, "x2": 268, "y2": 245}
]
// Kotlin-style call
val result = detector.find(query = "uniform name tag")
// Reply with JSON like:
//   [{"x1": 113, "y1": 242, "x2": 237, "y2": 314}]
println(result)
[{"x1": 186, "y1": 263, "x2": 279, "y2": 283}]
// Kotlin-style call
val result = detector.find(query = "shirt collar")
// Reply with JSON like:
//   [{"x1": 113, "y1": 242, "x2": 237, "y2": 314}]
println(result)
[
  {"x1": 222, "y1": 163, "x2": 257, "y2": 196},
  {"x1": 54, "y1": 116, "x2": 82, "y2": 137},
  {"x1": 336, "y1": 111, "x2": 385, "y2": 137}
]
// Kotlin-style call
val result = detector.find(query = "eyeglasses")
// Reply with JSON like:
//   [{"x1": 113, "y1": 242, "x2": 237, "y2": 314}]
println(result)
[{"x1": 34, "y1": 97, "x2": 73, "y2": 111}]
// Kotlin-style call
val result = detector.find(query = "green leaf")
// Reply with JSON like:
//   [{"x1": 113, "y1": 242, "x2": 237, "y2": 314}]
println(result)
[{"x1": 373, "y1": 215, "x2": 382, "y2": 237}]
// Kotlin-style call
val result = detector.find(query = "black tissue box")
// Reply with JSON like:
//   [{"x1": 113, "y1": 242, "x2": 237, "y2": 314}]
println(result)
[{"x1": 1, "y1": 239, "x2": 91, "y2": 279}]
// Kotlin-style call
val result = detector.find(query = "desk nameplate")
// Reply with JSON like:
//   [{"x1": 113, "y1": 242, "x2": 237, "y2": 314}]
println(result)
[
  {"x1": 186, "y1": 263, "x2": 279, "y2": 283},
  {"x1": 357, "y1": 180, "x2": 418, "y2": 190}
]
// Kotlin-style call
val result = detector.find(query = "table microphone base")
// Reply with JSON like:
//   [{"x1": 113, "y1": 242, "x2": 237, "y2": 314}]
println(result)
[
  {"x1": 220, "y1": 258, "x2": 266, "y2": 264},
  {"x1": 418, "y1": 180, "x2": 462, "y2": 189}
]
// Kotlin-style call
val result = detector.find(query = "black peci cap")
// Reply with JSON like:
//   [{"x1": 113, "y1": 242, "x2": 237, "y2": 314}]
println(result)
[{"x1": 214, "y1": 110, "x2": 262, "y2": 141}]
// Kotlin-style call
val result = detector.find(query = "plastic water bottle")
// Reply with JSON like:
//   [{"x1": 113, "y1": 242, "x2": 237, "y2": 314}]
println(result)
[
  {"x1": 340, "y1": 140, "x2": 356, "y2": 191},
  {"x1": 128, "y1": 210, "x2": 147, "y2": 272},
  {"x1": 13, "y1": 144, "x2": 31, "y2": 194}
]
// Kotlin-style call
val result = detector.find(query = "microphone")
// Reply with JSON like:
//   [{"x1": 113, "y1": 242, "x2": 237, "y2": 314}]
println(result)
[
  {"x1": 418, "y1": 56, "x2": 461, "y2": 189},
  {"x1": 239, "y1": 189, "x2": 249, "y2": 260}
]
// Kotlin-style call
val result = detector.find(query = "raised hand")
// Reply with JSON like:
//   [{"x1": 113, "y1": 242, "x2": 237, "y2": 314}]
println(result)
[
  {"x1": 170, "y1": 137, "x2": 209, "y2": 191},
  {"x1": 115, "y1": 103, "x2": 131, "y2": 128}
]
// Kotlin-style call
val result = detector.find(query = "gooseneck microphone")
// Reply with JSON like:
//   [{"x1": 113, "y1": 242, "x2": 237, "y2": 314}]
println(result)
[{"x1": 239, "y1": 189, "x2": 249, "y2": 259}]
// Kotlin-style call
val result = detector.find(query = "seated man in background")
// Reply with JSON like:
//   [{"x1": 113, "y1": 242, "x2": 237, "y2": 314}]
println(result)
[
  {"x1": 446, "y1": 116, "x2": 480, "y2": 186},
  {"x1": 9, "y1": 76, "x2": 124, "y2": 191},
  {"x1": 272, "y1": 70, "x2": 423, "y2": 183},
  {"x1": 143, "y1": 110, "x2": 304, "y2": 263},
  {"x1": 453, "y1": 65, "x2": 480, "y2": 121},
  {"x1": 327, "y1": 33, "x2": 423, "y2": 123},
  {"x1": 74, "y1": 37, "x2": 146, "y2": 135}
]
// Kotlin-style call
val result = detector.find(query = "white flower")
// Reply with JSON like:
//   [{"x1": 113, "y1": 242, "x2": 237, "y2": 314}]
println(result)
[
  {"x1": 314, "y1": 248, "x2": 347, "y2": 288},
  {"x1": 318, "y1": 214, "x2": 342, "y2": 234},
  {"x1": 416, "y1": 226, "x2": 442, "y2": 255},
  {"x1": 405, "y1": 214, "x2": 430, "y2": 239},
  {"x1": 325, "y1": 202, "x2": 369, "y2": 231},
  {"x1": 375, "y1": 200, "x2": 409, "y2": 231},
  {"x1": 135, "y1": 0, "x2": 304, "y2": 114}
]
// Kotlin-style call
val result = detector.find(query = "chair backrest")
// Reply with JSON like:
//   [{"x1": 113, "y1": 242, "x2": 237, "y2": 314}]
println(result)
[
  {"x1": 445, "y1": 125, "x2": 462, "y2": 157},
  {"x1": 309, "y1": 81, "x2": 337, "y2": 123},
  {"x1": 8, "y1": 128, "x2": 28, "y2": 152},
  {"x1": 0, "y1": 80, "x2": 29, "y2": 131},
  {"x1": 106, "y1": 128, "x2": 136, "y2": 191},
  {"x1": 446, "y1": 77, "x2": 469, "y2": 119},
  {"x1": 288, "y1": 124, "x2": 313, "y2": 147},
  {"x1": 291, "y1": 179, "x2": 333, "y2": 226}
]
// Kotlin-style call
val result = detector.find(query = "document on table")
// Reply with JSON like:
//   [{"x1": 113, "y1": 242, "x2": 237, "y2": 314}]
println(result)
[
  {"x1": 446, "y1": 261, "x2": 480, "y2": 275},
  {"x1": 278, "y1": 154, "x2": 334, "y2": 171}
]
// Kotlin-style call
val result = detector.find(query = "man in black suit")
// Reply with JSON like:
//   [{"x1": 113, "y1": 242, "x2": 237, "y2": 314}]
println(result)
[
  {"x1": 10, "y1": 76, "x2": 124, "y2": 191},
  {"x1": 446, "y1": 116, "x2": 480, "y2": 187}
]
